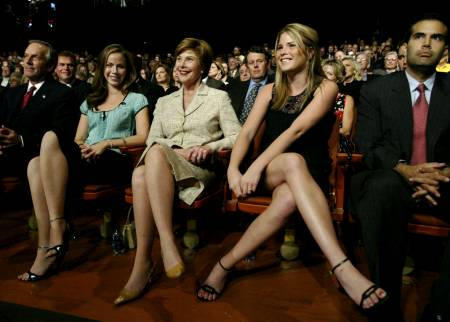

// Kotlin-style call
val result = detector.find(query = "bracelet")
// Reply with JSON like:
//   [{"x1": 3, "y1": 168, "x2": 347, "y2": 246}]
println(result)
[{"x1": 122, "y1": 138, "x2": 127, "y2": 147}]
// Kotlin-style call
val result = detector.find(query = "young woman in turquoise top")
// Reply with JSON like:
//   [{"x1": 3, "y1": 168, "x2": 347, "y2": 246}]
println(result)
[{"x1": 18, "y1": 44, "x2": 149, "y2": 283}]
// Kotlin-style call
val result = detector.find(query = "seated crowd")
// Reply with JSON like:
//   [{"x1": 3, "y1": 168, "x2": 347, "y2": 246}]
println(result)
[{"x1": 0, "y1": 14, "x2": 449, "y2": 322}]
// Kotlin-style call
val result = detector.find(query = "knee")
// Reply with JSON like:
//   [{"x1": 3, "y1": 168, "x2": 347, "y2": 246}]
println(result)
[
  {"x1": 27, "y1": 157, "x2": 40, "y2": 179},
  {"x1": 282, "y1": 153, "x2": 307, "y2": 177},
  {"x1": 132, "y1": 166, "x2": 146, "y2": 190},
  {"x1": 271, "y1": 185, "x2": 296, "y2": 221},
  {"x1": 40, "y1": 131, "x2": 61, "y2": 155},
  {"x1": 364, "y1": 170, "x2": 406, "y2": 195},
  {"x1": 145, "y1": 144, "x2": 166, "y2": 164}
]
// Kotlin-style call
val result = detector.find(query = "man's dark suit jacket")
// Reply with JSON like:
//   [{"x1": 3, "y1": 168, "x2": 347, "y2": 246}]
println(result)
[
  {"x1": 355, "y1": 71, "x2": 450, "y2": 169},
  {"x1": 227, "y1": 74, "x2": 275, "y2": 118},
  {"x1": 70, "y1": 78, "x2": 91, "y2": 107},
  {"x1": 0, "y1": 78, "x2": 80, "y2": 161}
]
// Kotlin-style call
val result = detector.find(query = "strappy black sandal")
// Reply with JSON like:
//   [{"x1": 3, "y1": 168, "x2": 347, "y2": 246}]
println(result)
[
  {"x1": 196, "y1": 259, "x2": 233, "y2": 302},
  {"x1": 330, "y1": 258, "x2": 389, "y2": 312},
  {"x1": 20, "y1": 246, "x2": 51, "y2": 282},
  {"x1": 46, "y1": 217, "x2": 69, "y2": 270}
]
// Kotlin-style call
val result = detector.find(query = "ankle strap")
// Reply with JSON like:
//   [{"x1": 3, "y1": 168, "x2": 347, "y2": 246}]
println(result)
[
  {"x1": 38, "y1": 245, "x2": 49, "y2": 250},
  {"x1": 50, "y1": 217, "x2": 65, "y2": 223},
  {"x1": 330, "y1": 257, "x2": 349, "y2": 275},
  {"x1": 219, "y1": 259, "x2": 232, "y2": 272}
]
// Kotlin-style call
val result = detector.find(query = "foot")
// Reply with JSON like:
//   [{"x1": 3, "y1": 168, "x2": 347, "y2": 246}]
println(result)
[
  {"x1": 160, "y1": 238, "x2": 184, "y2": 278},
  {"x1": 114, "y1": 260, "x2": 155, "y2": 305},
  {"x1": 46, "y1": 217, "x2": 66, "y2": 258},
  {"x1": 17, "y1": 247, "x2": 55, "y2": 281},
  {"x1": 197, "y1": 260, "x2": 231, "y2": 302},
  {"x1": 332, "y1": 259, "x2": 387, "y2": 310}
]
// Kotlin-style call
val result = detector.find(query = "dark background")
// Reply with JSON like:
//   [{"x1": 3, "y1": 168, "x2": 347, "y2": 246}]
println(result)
[{"x1": 0, "y1": 1, "x2": 446, "y2": 56}]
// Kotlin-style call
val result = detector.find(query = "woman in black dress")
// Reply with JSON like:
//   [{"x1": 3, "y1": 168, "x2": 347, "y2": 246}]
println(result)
[{"x1": 197, "y1": 23, "x2": 388, "y2": 312}]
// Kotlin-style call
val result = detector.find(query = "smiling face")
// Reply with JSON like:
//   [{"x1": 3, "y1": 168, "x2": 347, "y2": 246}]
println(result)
[
  {"x1": 322, "y1": 64, "x2": 336, "y2": 81},
  {"x1": 104, "y1": 52, "x2": 127, "y2": 89},
  {"x1": 175, "y1": 49, "x2": 202, "y2": 86},
  {"x1": 407, "y1": 19, "x2": 447, "y2": 71},
  {"x1": 55, "y1": 55, "x2": 75, "y2": 84},
  {"x1": 276, "y1": 32, "x2": 308, "y2": 74},
  {"x1": 22, "y1": 42, "x2": 50, "y2": 83}
]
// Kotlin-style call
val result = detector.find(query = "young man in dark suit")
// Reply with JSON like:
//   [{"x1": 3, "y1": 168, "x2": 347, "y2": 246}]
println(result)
[
  {"x1": 227, "y1": 46, "x2": 273, "y2": 124},
  {"x1": 54, "y1": 50, "x2": 91, "y2": 107},
  {"x1": 351, "y1": 15, "x2": 449, "y2": 322},
  {"x1": 0, "y1": 40, "x2": 79, "y2": 181}
]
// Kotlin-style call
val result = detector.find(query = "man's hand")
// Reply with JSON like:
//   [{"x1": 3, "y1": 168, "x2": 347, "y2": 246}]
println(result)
[
  {"x1": 396, "y1": 162, "x2": 449, "y2": 206},
  {"x1": 0, "y1": 126, "x2": 20, "y2": 155}
]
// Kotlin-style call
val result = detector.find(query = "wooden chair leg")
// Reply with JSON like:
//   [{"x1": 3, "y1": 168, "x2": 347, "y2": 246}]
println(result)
[
  {"x1": 183, "y1": 218, "x2": 199, "y2": 250},
  {"x1": 280, "y1": 228, "x2": 299, "y2": 261}
]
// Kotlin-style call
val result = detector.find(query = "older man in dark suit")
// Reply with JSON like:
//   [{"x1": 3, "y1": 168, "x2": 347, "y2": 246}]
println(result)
[
  {"x1": 351, "y1": 15, "x2": 449, "y2": 322},
  {"x1": 227, "y1": 46, "x2": 274, "y2": 124},
  {"x1": 0, "y1": 40, "x2": 79, "y2": 180}
]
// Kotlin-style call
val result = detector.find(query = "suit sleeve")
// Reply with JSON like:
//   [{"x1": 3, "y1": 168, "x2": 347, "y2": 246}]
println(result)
[{"x1": 355, "y1": 82, "x2": 402, "y2": 170}]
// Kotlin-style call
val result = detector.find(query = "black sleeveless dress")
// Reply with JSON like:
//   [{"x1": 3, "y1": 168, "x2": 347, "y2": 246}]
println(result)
[{"x1": 260, "y1": 88, "x2": 335, "y2": 193}]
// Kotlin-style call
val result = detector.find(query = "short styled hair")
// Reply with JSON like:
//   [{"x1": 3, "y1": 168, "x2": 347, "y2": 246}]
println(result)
[{"x1": 174, "y1": 38, "x2": 213, "y2": 76}]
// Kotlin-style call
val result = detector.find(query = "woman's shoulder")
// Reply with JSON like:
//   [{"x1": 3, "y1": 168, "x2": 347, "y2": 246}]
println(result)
[{"x1": 315, "y1": 78, "x2": 338, "y2": 95}]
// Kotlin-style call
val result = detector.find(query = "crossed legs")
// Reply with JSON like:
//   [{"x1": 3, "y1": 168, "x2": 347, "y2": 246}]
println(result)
[
  {"x1": 18, "y1": 131, "x2": 68, "y2": 280},
  {"x1": 198, "y1": 153, "x2": 386, "y2": 308}
]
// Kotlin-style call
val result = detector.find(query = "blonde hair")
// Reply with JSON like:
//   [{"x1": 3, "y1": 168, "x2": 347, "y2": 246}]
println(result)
[
  {"x1": 321, "y1": 58, "x2": 345, "y2": 83},
  {"x1": 342, "y1": 56, "x2": 362, "y2": 81},
  {"x1": 272, "y1": 23, "x2": 323, "y2": 111}
]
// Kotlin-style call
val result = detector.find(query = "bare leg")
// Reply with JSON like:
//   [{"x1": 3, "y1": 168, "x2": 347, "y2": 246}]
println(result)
[
  {"x1": 199, "y1": 153, "x2": 386, "y2": 307},
  {"x1": 120, "y1": 166, "x2": 156, "y2": 293},
  {"x1": 144, "y1": 145, "x2": 182, "y2": 274},
  {"x1": 39, "y1": 131, "x2": 68, "y2": 252},
  {"x1": 198, "y1": 182, "x2": 296, "y2": 300},
  {"x1": 271, "y1": 154, "x2": 386, "y2": 309},
  {"x1": 17, "y1": 157, "x2": 54, "y2": 280}
]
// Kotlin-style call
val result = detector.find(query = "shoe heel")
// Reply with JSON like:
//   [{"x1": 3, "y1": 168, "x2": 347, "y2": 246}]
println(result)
[{"x1": 165, "y1": 263, "x2": 185, "y2": 279}]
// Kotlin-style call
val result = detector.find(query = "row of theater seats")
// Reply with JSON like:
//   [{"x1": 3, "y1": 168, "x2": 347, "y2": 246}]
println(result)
[{"x1": 1, "y1": 124, "x2": 448, "y2": 260}]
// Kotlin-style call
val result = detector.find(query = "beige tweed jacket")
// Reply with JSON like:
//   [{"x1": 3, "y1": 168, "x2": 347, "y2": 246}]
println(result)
[{"x1": 137, "y1": 83, "x2": 241, "y2": 165}]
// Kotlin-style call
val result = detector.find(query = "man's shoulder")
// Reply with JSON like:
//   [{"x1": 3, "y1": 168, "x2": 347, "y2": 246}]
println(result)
[{"x1": 362, "y1": 71, "x2": 405, "y2": 92}]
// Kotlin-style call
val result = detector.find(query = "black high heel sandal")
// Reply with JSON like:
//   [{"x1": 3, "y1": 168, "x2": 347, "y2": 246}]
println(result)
[
  {"x1": 196, "y1": 259, "x2": 233, "y2": 302},
  {"x1": 330, "y1": 258, "x2": 389, "y2": 312},
  {"x1": 21, "y1": 245, "x2": 50, "y2": 282},
  {"x1": 46, "y1": 217, "x2": 69, "y2": 271}
]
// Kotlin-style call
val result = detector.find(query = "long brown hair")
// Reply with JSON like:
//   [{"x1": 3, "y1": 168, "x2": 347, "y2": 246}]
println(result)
[
  {"x1": 86, "y1": 44, "x2": 136, "y2": 109},
  {"x1": 272, "y1": 23, "x2": 323, "y2": 111}
]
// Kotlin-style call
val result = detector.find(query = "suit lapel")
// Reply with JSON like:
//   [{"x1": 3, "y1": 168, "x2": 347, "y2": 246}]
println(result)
[
  {"x1": 390, "y1": 72, "x2": 413, "y2": 158},
  {"x1": 172, "y1": 88, "x2": 184, "y2": 116},
  {"x1": 184, "y1": 83, "x2": 207, "y2": 116},
  {"x1": 427, "y1": 73, "x2": 450, "y2": 160}
]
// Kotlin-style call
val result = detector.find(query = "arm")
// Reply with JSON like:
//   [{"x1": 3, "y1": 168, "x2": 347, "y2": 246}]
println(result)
[
  {"x1": 355, "y1": 82, "x2": 401, "y2": 169},
  {"x1": 108, "y1": 107, "x2": 149, "y2": 148},
  {"x1": 340, "y1": 94, "x2": 355, "y2": 137}
]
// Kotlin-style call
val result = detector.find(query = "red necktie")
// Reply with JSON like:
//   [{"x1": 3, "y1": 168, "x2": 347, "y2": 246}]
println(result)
[
  {"x1": 20, "y1": 86, "x2": 36, "y2": 110},
  {"x1": 410, "y1": 83, "x2": 428, "y2": 165}
]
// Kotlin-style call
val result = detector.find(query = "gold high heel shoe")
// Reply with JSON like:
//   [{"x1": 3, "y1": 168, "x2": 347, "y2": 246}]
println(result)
[
  {"x1": 114, "y1": 265, "x2": 157, "y2": 306},
  {"x1": 165, "y1": 262, "x2": 185, "y2": 279}
]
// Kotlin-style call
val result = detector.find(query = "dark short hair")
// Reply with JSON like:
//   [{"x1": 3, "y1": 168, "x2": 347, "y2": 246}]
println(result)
[
  {"x1": 406, "y1": 13, "x2": 448, "y2": 44},
  {"x1": 245, "y1": 45, "x2": 271, "y2": 63},
  {"x1": 174, "y1": 38, "x2": 213, "y2": 76},
  {"x1": 58, "y1": 50, "x2": 76, "y2": 63}
]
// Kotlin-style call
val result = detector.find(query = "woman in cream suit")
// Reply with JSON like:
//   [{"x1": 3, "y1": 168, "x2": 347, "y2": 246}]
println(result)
[{"x1": 115, "y1": 38, "x2": 241, "y2": 305}]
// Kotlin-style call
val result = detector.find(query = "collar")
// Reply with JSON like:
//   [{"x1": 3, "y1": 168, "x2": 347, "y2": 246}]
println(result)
[
  {"x1": 249, "y1": 76, "x2": 268, "y2": 89},
  {"x1": 27, "y1": 80, "x2": 45, "y2": 94},
  {"x1": 405, "y1": 70, "x2": 435, "y2": 92}
]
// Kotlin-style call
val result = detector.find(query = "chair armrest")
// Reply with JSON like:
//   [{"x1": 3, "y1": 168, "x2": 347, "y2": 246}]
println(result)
[{"x1": 120, "y1": 146, "x2": 146, "y2": 167}]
